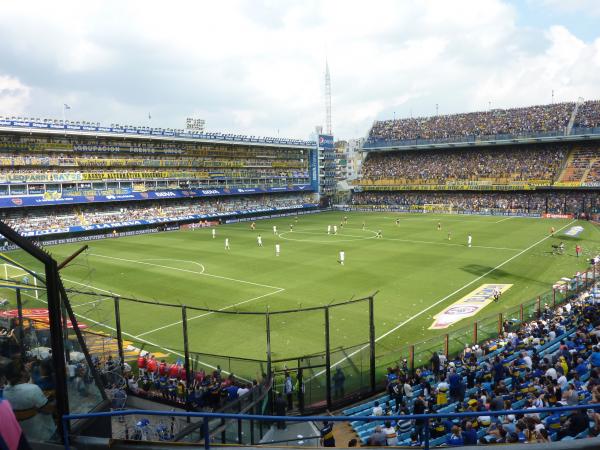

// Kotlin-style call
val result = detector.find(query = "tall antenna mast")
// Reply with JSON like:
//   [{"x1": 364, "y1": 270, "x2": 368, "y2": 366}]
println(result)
[{"x1": 325, "y1": 58, "x2": 332, "y2": 135}]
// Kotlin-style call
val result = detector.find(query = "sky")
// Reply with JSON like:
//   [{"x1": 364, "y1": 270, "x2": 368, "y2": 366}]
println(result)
[{"x1": 0, "y1": 0, "x2": 599, "y2": 140}]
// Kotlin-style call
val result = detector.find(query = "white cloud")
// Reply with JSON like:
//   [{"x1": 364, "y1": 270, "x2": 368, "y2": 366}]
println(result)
[
  {"x1": 0, "y1": 75, "x2": 30, "y2": 114},
  {"x1": 0, "y1": 0, "x2": 598, "y2": 139}
]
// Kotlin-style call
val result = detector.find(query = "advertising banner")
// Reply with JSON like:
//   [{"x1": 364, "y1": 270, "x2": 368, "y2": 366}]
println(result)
[
  {"x1": 318, "y1": 134, "x2": 334, "y2": 149},
  {"x1": 429, "y1": 284, "x2": 512, "y2": 329},
  {"x1": 0, "y1": 185, "x2": 313, "y2": 208}
]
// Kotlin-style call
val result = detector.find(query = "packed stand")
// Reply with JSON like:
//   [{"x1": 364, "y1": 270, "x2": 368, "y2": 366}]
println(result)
[
  {"x1": 574, "y1": 101, "x2": 600, "y2": 130},
  {"x1": 557, "y1": 145, "x2": 600, "y2": 184},
  {"x1": 360, "y1": 145, "x2": 568, "y2": 184},
  {"x1": 0, "y1": 134, "x2": 311, "y2": 197},
  {"x1": 368, "y1": 102, "x2": 577, "y2": 144},
  {"x1": 343, "y1": 270, "x2": 600, "y2": 446},
  {"x1": 351, "y1": 191, "x2": 597, "y2": 217},
  {"x1": 1, "y1": 193, "x2": 317, "y2": 233}
]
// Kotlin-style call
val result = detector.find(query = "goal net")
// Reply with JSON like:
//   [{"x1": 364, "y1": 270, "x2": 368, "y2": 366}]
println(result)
[{"x1": 0, "y1": 263, "x2": 40, "y2": 301}]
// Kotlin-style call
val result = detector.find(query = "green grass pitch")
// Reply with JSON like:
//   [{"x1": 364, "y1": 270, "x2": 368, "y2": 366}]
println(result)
[{"x1": 5, "y1": 211, "x2": 600, "y2": 377}]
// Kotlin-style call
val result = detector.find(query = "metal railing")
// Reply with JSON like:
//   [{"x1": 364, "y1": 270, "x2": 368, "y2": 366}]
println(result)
[
  {"x1": 62, "y1": 403, "x2": 600, "y2": 450},
  {"x1": 363, "y1": 126, "x2": 600, "y2": 150}
]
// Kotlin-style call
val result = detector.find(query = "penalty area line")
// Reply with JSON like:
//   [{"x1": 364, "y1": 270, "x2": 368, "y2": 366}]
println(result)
[
  {"x1": 135, "y1": 288, "x2": 285, "y2": 338},
  {"x1": 20, "y1": 290, "x2": 252, "y2": 382},
  {"x1": 310, "y1": 219, "x2": 577, "y2": 380},
  {"x1": 495, "y1": 217, "x2": 515, "y2": 223},
  {"x1": 88, "y1": 252, "x2": 285, "y2": 291}
]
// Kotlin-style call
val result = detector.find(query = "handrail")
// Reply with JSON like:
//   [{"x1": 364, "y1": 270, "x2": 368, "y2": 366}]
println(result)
[{"x1": 62, "y1": 403, "x2": 600, "y2": 450}]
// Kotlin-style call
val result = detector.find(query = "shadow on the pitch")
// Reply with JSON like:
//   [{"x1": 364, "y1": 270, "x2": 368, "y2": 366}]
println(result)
[{"x1": 459, "y1": 264, "x2": 539, "y2": 285}]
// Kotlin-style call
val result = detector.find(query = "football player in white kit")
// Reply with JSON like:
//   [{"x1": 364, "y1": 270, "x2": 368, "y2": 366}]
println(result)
[
  {"x1": 467, "y1": 234, "x2": 472, "y2": 248},
  {"x1": 212, "y1": 228, "x2": 216, "y2": 239},
  {"x1": 225, "y1": 238, "x2": 230, "y2": 250},
  {"x1": 327, "y1": 225, "x2": 331, "y2": 235},
  {"x1": 275, "y1": 243, "x2": 280, "y2": 256},
  {"x1": 338, "y1": 250, "x2": 345, "y2": 265},
  {"x1": 257, "y1": 234, "x2": 263, "y2": 247},
  {"x1": 273, "y1": 225, "x2": 277, "y2": 235}
]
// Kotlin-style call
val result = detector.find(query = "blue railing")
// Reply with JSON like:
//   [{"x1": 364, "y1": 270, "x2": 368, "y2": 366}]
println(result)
[
  {"x1": 364, "y1": 126, "x2": 600, "y2": 150},
  {"x1": 62, "y1": 403, "x2": 600, "y2": 450}
]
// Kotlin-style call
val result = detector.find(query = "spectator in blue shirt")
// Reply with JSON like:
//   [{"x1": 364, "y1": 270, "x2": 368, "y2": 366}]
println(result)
[
  {"x1": 462, "y1": 422, "x2": 478, "y2": 445},
  {"x1": 575, "y1": 358, "x2": 589, "y2": 377},
  {"x1": 447, "y1": 426, "x2": 464, "y2": 446},
  {"x1": 591, "y1": 346, "x2": 600, "y2": 368}
]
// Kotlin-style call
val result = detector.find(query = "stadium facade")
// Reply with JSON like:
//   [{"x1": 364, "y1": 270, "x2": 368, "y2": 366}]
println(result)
[{"x1": 0, "y1": 118, "x2": 338, "y2": 243}]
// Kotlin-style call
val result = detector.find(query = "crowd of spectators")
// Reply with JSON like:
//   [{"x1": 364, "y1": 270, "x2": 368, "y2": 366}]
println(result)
[
  {"x1": 0, "y1": 135, "x2": 310, "y2": 196},
  {"x1": 0, "y1": 314, "x2": 261, "y2": 444},
  {"x1": 360, "y1": 145, "x2": 567, "y2": 184},
  {"x1": 355, "y1": 274, "x2": 600, "y2": 446},
  {"x1": 1, "y1": 193, "x2": 317, "y2": 233},
  {"x1": 368, "y1": 100, "x2": 600, "y2": 143},
  {"x1": 351, "y1": 191, "x2": 597, "y2": 216},
  {"x1": 575, "y1": 100, "x2": 600, "y2": 130},
  {"x1": 126, "y1": 354, "x2": 257, "y2": 410}
]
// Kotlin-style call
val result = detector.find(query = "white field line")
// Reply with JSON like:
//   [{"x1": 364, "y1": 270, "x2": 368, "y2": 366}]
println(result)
[
  {"x1": 136, "y1": 288, "x2": 284, "y2": 338},
  {"x1": 20, "y1": 290, "x2": 251, "y2": 382},
  {"x1": 378, "y1": 236, "x2": 522, "y2": 252},
  {"x1": 79, "y1": 252, "x2": 287, "y2": 339},
  {"x1": 280, "y1": 230, "x2": 374, "y2": 239},
  {"x1": 495, "y1": 217, "x2": 515, "y2": 223},
  {"x1": 71, "y1": 298, "x2": 106, "y2": 309},
  {"x1": 277, "y1": 229, "x2": 522, "y2": 251},
  {"x1": 382, "y1": 216, "x2": 497, "y2": 222},
  {"x1": 310, "y1": 219, "x2": 578, "y2": 379},
  {"x1": 137, "y1": 258, "x2": 205, "y2": 273},
  {"x1": 88, "y1": 252, "x2": 284, "y2": 290},
  {"x1": 62, "y1": 277, "x2": 120, "y2": 296}
]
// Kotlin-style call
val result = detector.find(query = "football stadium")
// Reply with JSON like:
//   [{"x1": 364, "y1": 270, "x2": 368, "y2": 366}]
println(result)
[{"x1": 1, "y1": 3, "x2": 600, "y2": 450}]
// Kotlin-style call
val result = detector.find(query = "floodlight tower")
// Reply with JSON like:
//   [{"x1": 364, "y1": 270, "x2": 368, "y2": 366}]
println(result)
[{"x1": 325, "y1": 58, "x2": 332, "y2": 135}]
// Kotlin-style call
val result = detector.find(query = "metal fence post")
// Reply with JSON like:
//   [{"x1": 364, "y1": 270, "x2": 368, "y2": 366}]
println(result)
[
  {"x1": 444, "y1": 334, "x2": 449, "y2": 358},
  {"x1": 45, "y1": 259, "x2": 69, "y2": 441},
  {"x1": 408, "y1": 345, "x2": 415, "y2": 376},
  {"x1": 473, "y1": 321, "x2": 478, "y2": 345},
  {"x1": 552, "y1": 288, "x2": 556, "y2": 308},
  {"x1": 297, "y1": 365, "x2": 305, "y2": 413},
  {"x1": 203, "y1": 416, "x2": 210, "y2": 450},
  {"x1": 266, "y1": 312, "x2": 272, "y2": 379},
  {"x1": 325, "y1": 306, "x2": 332, "y2": 410},
  {"x1": 424, "y1": 417, "x2": 430, "y2": 450},
  {"x1": 498, "y1": 313, "x2": 503, "y2": 336},
  {"x1": 519, "y1": 304, "x2": 524, "y2": 323},
  {"x1": 181, "y1": 305, "x2": 191, "y2": 414},
  {"x1": 368, "y1": 296, "x2": 376, "y2": 394},
  {"x1": 537, "y1": 297, "x2": 541, "y2": 319},
  {"x1": 15, "y1": 288, "x2": 25, "y2": 355},
  {"x1": 113, "y1": 296, "x2": 125, "y2": 374}
]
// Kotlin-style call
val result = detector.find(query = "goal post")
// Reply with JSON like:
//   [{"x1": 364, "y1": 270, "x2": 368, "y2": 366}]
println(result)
[
  {"x1": 423, "y1": 203, "x2": 454, "y2": 213},
  {"x1": 0, "y1": 263, "x2": 41, "y2": 301}
]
